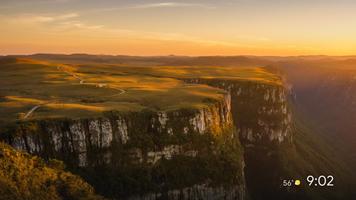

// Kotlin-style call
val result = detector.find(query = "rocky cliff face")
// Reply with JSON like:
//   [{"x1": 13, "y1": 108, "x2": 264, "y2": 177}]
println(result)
[
  {"x1": 183, "y1": 78, "x2": 293, "y2": 199},
  {"x1": 5, "y1": 93, "x2": 246, "y2": 200},
  {"x1": 9, "y1": 94, "x2": 232, "y2": 167},
  {"x1": 183, "y1": 79, "x2": 292, "y2": 146}
]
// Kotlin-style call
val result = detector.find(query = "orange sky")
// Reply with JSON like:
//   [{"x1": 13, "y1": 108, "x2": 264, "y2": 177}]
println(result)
[{"x1": 1, "y1": 0, "x2": 356, "y2": 56}]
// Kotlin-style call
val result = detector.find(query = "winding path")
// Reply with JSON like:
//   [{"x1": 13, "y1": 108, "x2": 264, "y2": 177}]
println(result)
[
  {"x1": 23, "y1": 101, "x2": 56, "y2": 119},
  {"x1": 22, "y1": 65, "x2": 126, "y2": 119},
  {"x1": 57, "y1": 65, "x2": 126, "y2": 95},
  {"x1": 57, "y1": 66, "x2": 85, "y2": 84},
  {"x1": 23, "y1": 105, "x2": 41, "y2": 119}
]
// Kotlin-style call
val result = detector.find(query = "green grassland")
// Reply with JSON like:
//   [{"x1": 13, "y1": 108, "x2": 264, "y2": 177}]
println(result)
[{"x1": 0, "y1": 57, "x2": 280, "y2": 124}]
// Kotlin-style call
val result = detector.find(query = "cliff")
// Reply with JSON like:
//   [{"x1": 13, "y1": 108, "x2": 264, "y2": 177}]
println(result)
[
  {"x1": 183, "y1": 78, "x2": 293, "y2": 199},
  {"x1": 183, "y1": 79, "x2": 292, "y2": 146},
  {"x1": 4, "y1": 94, "x2": 246, "y2": 200}
]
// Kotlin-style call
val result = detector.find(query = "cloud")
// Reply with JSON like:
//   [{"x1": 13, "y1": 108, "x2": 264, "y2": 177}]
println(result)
[
  {"x1": 28, "y1": 16, "x2": 55, "y2": 23},
  {"x1": 130, "y1": 2, "x2": 214, "y2": 9},
  {"x1": 82, "y1": 2, "x2": 215, "y2": 14},
  {"x1": 3, "y1": 12, "x2": 103, "y2": 31},
  {"x1": 56, "y1": 13, "x2": 79, "y2": 20},
  {"x1": 58, "y1": 20, "x2": 104, "y2": 30},
  {"x1": 11, "y1": 12, "x2": 79, "y2": 24}
]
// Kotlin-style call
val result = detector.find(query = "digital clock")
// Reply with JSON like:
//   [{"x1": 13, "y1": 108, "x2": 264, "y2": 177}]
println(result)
[{"x1": 306, "y1": 175, "x2": 334, "y2": 187}]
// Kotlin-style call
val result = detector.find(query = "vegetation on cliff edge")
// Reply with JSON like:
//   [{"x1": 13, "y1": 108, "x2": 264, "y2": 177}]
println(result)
[{"x1": 0, "y1": 142, "x2": 104, "y2": 200}]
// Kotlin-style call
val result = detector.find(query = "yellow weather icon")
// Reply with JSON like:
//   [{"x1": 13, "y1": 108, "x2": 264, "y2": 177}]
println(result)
[{"x1": 295, "y1": 180, "x2": 301, "y2": 186}]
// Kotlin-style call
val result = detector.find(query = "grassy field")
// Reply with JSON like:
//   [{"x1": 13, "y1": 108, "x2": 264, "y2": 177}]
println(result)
[{"x1": 0, "y1": 56, "x2": 281, "y2": 123}]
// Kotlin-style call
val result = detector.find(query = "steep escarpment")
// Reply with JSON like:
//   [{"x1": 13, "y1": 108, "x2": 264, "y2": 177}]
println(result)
[
  {"x1": 3, "y1": 94, "x2": 247, "y2": 200},
  {"x1": 183, "y1": 78, "x2": 294, "y2": 199},
  {"x1": 183, "y1": 75, "x2": 352, "y2": 199},
  {"x1": 184, "y1": 79, "x2": 292, "y2": 145}
]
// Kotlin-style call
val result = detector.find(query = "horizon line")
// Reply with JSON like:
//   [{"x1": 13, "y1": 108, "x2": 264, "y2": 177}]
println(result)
[{"x1": 2, "y1": 53, "x2": 356, "y2": 58}]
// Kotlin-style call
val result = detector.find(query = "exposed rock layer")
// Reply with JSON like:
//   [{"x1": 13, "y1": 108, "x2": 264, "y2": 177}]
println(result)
[
  {"x1": 183, "y1": 78, "x2": 293, "y2": 200},
  {"x1": 183, "y1": 79, "x2": 292, "y2": 146},
  {"x1": 5, "y1": 93, "x2": 246, "y2": 200}
]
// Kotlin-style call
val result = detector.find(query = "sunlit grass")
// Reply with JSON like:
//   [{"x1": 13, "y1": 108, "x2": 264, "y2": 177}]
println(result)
[
  {"x1": 0, "y1": 57, "x2": 281, "y2": 121},
  {"x1": 5, "y1": 96, "x2": 45, "y2": 104},
  {"x1": 46, "y1": 103, "x2": 106, "y2": 112}
]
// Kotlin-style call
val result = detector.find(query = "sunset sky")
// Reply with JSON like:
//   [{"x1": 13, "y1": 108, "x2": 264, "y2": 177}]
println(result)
[{"x1": 1, "y1": 0, "x2": 356, "y2": 56}]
